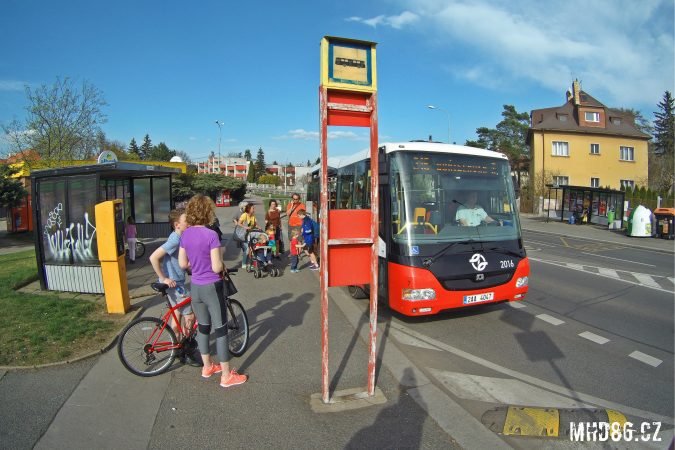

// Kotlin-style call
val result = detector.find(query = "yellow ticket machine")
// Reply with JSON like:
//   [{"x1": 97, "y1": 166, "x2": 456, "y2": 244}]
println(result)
[{"x1": 95, "y1": 199, "x2": 130, "y2": 313}]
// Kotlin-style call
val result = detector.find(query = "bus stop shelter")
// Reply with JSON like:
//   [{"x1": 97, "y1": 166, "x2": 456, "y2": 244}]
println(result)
[
  {"x1": 31, "y1": 161, "x2": 181, "y2": 293},
  {"x1": 545, "y1": 184, "x2": 625, "y2": 227}
]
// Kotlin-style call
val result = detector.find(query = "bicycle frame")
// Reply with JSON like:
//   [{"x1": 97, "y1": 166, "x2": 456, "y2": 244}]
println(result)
[{"x1": 146, "y1": 295, "x2": 194, "y2": 355}]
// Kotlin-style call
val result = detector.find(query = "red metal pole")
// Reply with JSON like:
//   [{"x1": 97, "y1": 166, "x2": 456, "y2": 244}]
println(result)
[
  {"x1": 367, "y1": 93, "x2": 379, "y2": 396},
  {"x1": 319, "y1": 86, "x2": 330, "y2": 403}
]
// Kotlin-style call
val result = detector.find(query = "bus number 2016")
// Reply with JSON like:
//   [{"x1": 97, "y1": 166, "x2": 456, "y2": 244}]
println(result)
[{"x1": 500, "y1": 260, "x2": 515, "y2": 268}]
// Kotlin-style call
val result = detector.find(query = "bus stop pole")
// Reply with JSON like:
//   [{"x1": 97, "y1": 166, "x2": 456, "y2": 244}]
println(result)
[
  {"x1": 367, "y1": 93, "x2": 379, "y2": 396},
  {"x1": 319, "y1": 86, "x2": 330, "y2": 404}
]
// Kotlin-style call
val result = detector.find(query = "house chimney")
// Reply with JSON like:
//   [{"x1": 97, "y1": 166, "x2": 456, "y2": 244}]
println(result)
[
  {"x1": 566, "y1": 88, "x2": 573, "y2": 103},
  {"x1": 573, "y1": 79, "x2": 581, "y2": 105}
]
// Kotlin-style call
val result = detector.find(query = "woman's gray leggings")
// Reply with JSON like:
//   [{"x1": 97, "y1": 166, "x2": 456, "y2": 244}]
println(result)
[{"x1": 191, "y1": 280, "x2": 229, "y2": 362}]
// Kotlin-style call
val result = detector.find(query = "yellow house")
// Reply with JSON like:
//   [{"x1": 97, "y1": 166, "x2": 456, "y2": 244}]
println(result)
[{"x1": 528, "y1": 80, "x2": 650, "y2": 193}]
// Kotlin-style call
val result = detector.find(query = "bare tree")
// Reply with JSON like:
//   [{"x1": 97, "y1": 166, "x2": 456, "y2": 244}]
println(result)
[{"x1": 2, "y1": 77, "x2": 107, "y2": 168}]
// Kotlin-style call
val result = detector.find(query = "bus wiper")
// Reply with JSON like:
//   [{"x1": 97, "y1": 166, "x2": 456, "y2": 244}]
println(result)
[{"x1": 422, "y1": 239, "x2": 477, "y2": 268}]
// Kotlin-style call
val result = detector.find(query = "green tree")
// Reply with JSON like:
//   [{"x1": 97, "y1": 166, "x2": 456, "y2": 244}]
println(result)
[
  {"x1": 654, "y1": 91, "x2": 674, "y2": 156},
  {"x1": 244, "y1": 149, "x2": 252, "y2": 161},
  {"x1": 1, "y1": 77, "x2": 107, "y2": 168},
  {"x1": 140, "y1": 134, "x2": 152, "y2": 159},
  {"x1": 254, "y1": 147, "x2": 266, "y2": 178},
  {"x1": 615, "y1": 108, "x2": 653, "y2": 135},
  {"x1": 246, "y1": 161, "x2": 256, "y2": 183},
  {"x1": 147, "y1": 142, "x2": 176, "y2": 161},
  {"x1": 315, "y1": 157, "x2": 320, "y2": 165},
  {"x1": 465, "y1": 105, "x2": 529, "y2": 161},
  {"x1": 128, "y1": 138, "x2": 141, "y2": 158},
  {"x1": 257, "y1": 174, "x2": 281, "y2": 186},
  {"x1": 0, "y1": 164, "x2": 28, "y2": 208},
  {"x1": 172, "y1": 173, "x2": 246, "y2": 204}
]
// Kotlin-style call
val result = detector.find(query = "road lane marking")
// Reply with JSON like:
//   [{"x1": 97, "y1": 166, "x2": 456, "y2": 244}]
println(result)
[
  {"x1": 386, "y1": 322, "x2": 674, "y2": 424},
  {"x1": 524, "y1": 239, "x2": 558, "y2": 247},
  {"x1": 580, "y1": 252, "x2": 656, "y2": 267},
  {"x1": 631, "y1": 273, "x2": 663, "y2": 289},
  {"x1": 428, "y1": 369, "x2": 594, "y2": 408},
  {"x1": 528, "y1": 257, "x2": 674, "y2": 293},
  {"x1": 508, "y1": 302, "x2": 527, "y2": 309},
  {"x1": 578, "y1": 331, "x2": 610, "y2": 345},
  {"x1": 628, "y1": 351, "x2": 663, "y2": 368},
  {"x1": 536, "y1": 314, "x2": 565, "y2": 326},
  {"x1": 597, "y1": 267, "x2": 619, "y2": 278},
  {"x1": 560, "y1": 236, "x2": 571, "y2": 247}
]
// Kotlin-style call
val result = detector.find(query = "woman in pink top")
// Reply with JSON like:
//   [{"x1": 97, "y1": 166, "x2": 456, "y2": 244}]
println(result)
[{"x1": 178, "y1": 194, "x2": 247, "y2": 388}]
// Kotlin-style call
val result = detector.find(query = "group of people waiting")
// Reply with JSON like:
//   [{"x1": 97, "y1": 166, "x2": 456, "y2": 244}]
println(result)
[{"x1": 233, "y1": 193, "x2": 319, "y2": 273}]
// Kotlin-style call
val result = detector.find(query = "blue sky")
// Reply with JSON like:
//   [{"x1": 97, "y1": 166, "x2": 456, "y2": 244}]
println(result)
[{"x1": 1, "y1": 0, "x2": 673, "y2": 166}]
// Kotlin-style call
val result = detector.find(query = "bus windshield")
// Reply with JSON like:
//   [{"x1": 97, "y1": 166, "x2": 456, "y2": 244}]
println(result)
[{"x1": 389, "y1": 151, "x2": 520, "y2": 244}]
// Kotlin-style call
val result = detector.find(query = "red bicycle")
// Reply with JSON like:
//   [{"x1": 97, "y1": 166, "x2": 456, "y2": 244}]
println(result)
[{"x1": 117, "y1": 270, "x2": 249, "y2": 377}]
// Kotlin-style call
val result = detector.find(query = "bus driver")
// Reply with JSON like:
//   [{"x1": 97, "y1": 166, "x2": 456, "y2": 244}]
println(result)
[{"x1": 455, "y1": 191, "x2": 502, "y2": 227}]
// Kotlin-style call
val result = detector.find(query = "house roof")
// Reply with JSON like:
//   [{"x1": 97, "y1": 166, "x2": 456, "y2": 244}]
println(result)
[{"x1": 529, "y1": 93, "x2": 651, "y2": 140}]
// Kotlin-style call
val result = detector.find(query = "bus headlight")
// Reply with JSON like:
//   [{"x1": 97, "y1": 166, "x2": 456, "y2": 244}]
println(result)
[
  {"x1": 402, "y1": 288, "x2": 436, "y2": 301},
  {"x1": 515, "y1": 276, "x2": 529, "y2": 288}
]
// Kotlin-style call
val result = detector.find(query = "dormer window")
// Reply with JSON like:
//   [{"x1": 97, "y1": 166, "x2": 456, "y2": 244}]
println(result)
[
  {"x1": 585, "y1": 111, "x2": 600, "y2": 122},
  {"x1": 610, "y1": 117, "x2": 622, "y2": 125},
  {"x1": 557, "y1": 113, "x2": 568, "y2": 122}
]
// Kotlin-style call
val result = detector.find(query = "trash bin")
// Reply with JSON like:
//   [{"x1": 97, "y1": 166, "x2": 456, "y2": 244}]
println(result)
[
  {"x1": 607, "y1": 209, "x2": 615, "y2": 228},
  {"x1": 654, "y1": 208, "x2": 675, "y2": 240}
]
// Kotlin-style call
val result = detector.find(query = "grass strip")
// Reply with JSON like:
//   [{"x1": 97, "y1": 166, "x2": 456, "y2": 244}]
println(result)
[{"x1": 0, "y1": 250, "x2": 120, "y2": 366}]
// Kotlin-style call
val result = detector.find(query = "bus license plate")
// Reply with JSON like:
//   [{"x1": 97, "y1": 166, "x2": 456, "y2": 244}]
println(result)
[{"x1": 463, "y1": 292, "x2": 494, "y2": 305}]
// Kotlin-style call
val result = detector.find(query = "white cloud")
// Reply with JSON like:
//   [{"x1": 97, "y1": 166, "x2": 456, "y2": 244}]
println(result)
[
  {"x1": 345, "y1": 10, "x2": 419, "y2": 29},
  {"x1": 188, "y1": 136, "x2": 197, "y2": 141},
  {"x1": 361, "y1": 0, "x2": 674, "y2": 106},
  {"x1": 0, "y1": 80, "x2": 26, "y2": 92},
  {"x1": 275, "y1": 129, "x2": 368, "y2": 141}
]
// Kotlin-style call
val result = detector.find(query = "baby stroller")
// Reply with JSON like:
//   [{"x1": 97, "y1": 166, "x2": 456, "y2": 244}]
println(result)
[{"x1": 247, "y1": 229, "x2": 281, "y2": 278}]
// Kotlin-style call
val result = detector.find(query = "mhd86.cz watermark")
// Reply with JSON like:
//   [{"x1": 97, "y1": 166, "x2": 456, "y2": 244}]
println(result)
[{"x1": 569, "y1": 421, "x2": 662, "y2": 443}]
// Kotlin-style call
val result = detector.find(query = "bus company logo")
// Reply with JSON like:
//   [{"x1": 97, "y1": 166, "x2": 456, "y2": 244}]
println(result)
[{"x1": 469, "y1": 253, "x2": 488, "y2": 271}]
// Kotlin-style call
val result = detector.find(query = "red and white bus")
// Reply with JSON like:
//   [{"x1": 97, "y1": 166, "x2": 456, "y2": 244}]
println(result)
[{"x1": 307, "y1": 141, "x2": 530, "y2": 316}]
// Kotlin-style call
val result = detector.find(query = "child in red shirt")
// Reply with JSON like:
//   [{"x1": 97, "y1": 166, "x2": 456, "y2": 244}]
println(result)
[{"x1": 289, "y1": 229, "x2": 303, "y2": 273}]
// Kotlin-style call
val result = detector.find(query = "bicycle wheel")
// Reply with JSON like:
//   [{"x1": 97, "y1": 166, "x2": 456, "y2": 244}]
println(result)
[
  {"x1": 117, "y1": 317, "x2": 178, "y2": 377},
  {"x1": 135, "y1": 241, "x2": 146, "y2": 258},
  {"x1": 227, "y1": 299, "x2": 249, "y2": 356}
]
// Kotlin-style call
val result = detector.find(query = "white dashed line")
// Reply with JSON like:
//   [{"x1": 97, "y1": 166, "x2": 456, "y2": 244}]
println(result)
[
  {"x1": 578, "y1": 331, "x2": 610, "y2": 345},
  {"x1": 628, "y1": 351, "x2": 663, "y2": 368},
  {"x1": 580, "y1": 252, "x2": 656, "y2": 267},
  {"x1": 536, "y1": 314, "x2": 565, "y2": 326},
  {"x1": 508, "y1": 302, "x2": 527, "y2": 309},
  {"x1": 598, "y1": 267, "x2": 619, "y2": 278},
  {"x1": 631, "y1": 273, "x2": 662, "y2": 289}
]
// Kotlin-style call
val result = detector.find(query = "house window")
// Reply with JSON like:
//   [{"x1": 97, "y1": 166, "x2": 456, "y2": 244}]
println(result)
[
  {"x1": 590, "y1": 143, "x2": 600, "y2": 154},
  {"x1": 591, "y1": 178, "x2": 600, "y2": 188},
  {"x1": 552, "y1": 141, "x2": 569, "y2": 156},
  {"x1": 557, "y1": 113, "x2": 568, "y2": 122},
  {"x1": 611, "y1": 117, "x2": 622, "y2": 125},
  {"x1": 620, "y1": 146, "x2": 634, "y2": 161},
  {"x1": 585, "y1": 111, "x2": 600, "y2": 122},
  {"x1": 620, "y1": 179, "x2": 634, "y2": 190},
  {"x1": 553, "y1": 176, "x2": 569, "y2": 186}
]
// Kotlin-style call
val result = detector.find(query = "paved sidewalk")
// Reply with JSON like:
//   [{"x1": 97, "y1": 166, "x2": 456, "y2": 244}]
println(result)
[{"x1": 520, "y1": 213, "x2": 675, "y2": 254}]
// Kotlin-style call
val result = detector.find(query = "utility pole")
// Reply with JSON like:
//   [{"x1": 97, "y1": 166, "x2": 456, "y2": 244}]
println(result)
[{"x1": 215, "y1": 120, "x2": 224, "y2": 174}]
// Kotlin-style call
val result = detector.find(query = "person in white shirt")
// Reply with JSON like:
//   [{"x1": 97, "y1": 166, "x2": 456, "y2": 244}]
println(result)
[{"x1": 455, "y1": 191, "x2": 501, "y2": 226}]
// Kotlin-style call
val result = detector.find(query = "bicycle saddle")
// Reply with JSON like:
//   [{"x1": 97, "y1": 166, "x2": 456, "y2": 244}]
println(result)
[{"x1": 151, "y1": 282, "x2": 169, "y2": 294}]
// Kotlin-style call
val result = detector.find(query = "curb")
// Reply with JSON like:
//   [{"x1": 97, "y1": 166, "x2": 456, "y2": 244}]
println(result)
[
  {"x1": 521, "y1": 223, "x2": 675, "y2": 255},
  {"x1": 0, "y1": 306, "x2": 145, "y2": 372}
]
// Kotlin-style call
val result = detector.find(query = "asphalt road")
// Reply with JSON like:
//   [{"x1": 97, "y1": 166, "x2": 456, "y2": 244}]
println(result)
[{"x1": 363, "y1": 229, "x2": 674, "y2": 439}]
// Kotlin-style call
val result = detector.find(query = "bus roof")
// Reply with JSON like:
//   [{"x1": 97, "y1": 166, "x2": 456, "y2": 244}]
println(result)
[{"x1": 310, "y1": 142, "x2": 508, "y2": 173}]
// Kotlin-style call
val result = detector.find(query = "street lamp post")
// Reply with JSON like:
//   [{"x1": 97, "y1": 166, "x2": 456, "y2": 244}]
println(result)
[
  {"x1": 426, "y1": 105, "x2": 450, "y2": 144},
  {"x1": 215, "y1": 120, "x2": 224, "y2": 174}
]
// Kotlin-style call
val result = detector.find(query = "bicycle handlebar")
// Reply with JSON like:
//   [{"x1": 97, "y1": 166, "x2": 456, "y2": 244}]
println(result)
[{"x1": 151, "y1": 268, "x2": 238, "y2": 294}]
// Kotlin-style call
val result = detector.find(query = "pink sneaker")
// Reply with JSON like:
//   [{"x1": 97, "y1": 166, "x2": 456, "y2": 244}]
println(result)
[
  {"x1": 201, "y1": 363, "x2": 223, "y2": 378},
  {"x1": 220, "y1": 369, "x2": 248, "y2": 388}
]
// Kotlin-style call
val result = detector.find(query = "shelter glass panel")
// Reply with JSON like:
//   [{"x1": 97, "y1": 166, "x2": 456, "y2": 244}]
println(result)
[
  {"x1": 133, "y1": 178, "x2": 152, "y2": 223},
  {"x1": 67, "y1": 176, "x2": 98, "y2": 264},
  {"x1": 38, "y1": 179, "x2": 68, "y2": 264},
  {"x1": 152, "y1": 177, "x2": 170, "y2": 222}
]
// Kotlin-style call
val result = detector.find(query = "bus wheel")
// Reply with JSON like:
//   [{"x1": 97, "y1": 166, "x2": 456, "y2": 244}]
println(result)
[{"x1": 348, "y1": 285, "x2": 367, "y2": 299}]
